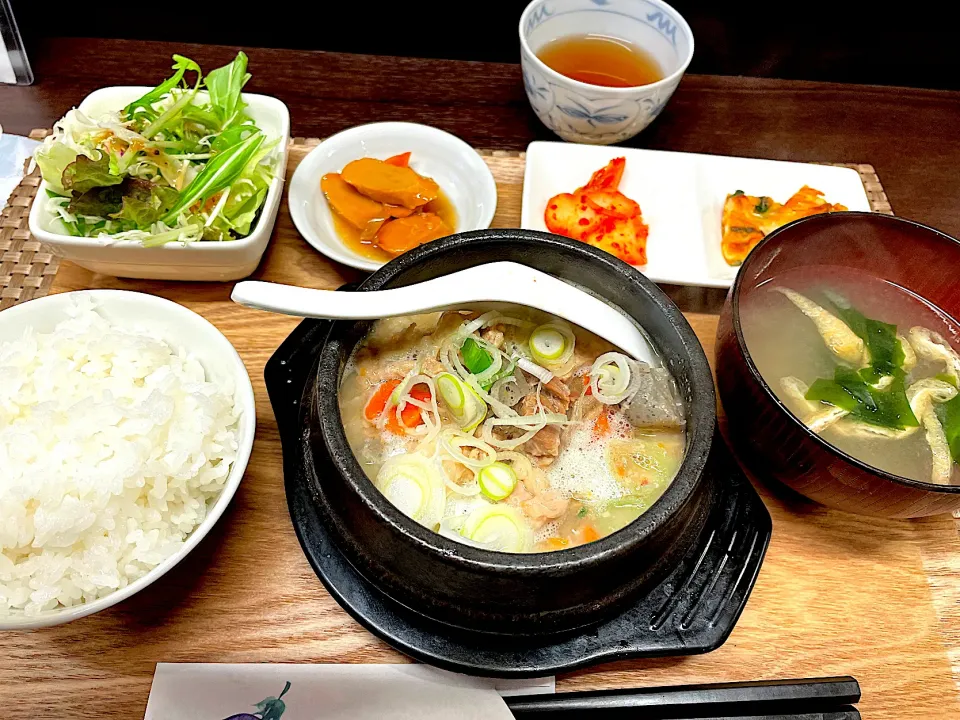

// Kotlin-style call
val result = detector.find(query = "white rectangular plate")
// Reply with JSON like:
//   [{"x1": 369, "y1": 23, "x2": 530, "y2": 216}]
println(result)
[{"x1": 521, "y1": 141, "x2": 872, "y2": 288}]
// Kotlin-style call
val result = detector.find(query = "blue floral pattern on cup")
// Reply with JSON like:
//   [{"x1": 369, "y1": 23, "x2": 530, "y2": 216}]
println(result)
[
  {"x1": 519, "y1": 0, "x2": 693, "y2": 144},
  {"x1": 555, "y1": 98, "x2": 631, "y2": 127},
  {"x1": 645, "y1": 10, "x2": 679, "y2": 47},
  {"x1": 524, "y1": 4, "x2": 554, "y2": 35}
]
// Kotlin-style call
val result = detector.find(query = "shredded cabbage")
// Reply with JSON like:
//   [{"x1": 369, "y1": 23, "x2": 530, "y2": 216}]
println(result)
[{"x1": 33, "y1": 52, "x2": 278, "y2": 246}]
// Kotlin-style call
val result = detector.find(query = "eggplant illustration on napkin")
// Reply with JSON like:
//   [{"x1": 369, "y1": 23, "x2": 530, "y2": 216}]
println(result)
[{"x1": 222, "y1": 681, "x2": 291, "y2": 720}]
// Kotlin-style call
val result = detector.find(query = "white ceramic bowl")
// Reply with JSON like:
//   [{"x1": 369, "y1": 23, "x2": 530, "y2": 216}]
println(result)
[
  {"x1": 288, "y1": 122, "x2": 497, "y2": 272},
  {"x1": 0, "y1": 290, "x2": 256, "y2": 629},
  {"x1": 519, "y1": 0, "x2": 694, "y2": 145},
  {"x1": 28, "y1": 87, "x2": 290, "y2": 281}
]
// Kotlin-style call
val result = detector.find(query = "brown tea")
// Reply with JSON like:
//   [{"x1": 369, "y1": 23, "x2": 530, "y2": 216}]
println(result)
[{"x1": 536, "y1": 34, "x2": 664, "y2": 88}]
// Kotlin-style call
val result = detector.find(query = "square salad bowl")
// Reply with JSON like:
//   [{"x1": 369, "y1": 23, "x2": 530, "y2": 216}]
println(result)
[{"x1": 28, "y1": 86, "x2": 290, "y2": 281}]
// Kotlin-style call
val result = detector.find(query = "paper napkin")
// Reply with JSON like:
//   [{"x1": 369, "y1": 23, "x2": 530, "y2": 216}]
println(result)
[
  {"x1": 0, "y1": 130, "x2": 39, "y2": 206},
  {"x1": 144, "y1": 663, "x2": 554, "y2": 720}
]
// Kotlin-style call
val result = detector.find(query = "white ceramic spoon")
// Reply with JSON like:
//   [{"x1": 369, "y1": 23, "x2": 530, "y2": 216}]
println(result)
[{"x1": 231, "y1": 261, "x2": 656, "y2": 362}]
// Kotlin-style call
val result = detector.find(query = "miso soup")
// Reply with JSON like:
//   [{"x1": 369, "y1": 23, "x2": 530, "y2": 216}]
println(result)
[{"x1": 741, "y1": 266, "x2": 960, "y2": 485}]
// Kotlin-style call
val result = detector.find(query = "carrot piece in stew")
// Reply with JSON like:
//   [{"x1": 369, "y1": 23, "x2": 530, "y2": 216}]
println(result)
[
  {"x1": 593, "y1": 410, "x2": 611, "y2": 438},
  {"x1": 364, "y1": 379, "x2": 401, "y2": 421},
  {"x1": 385, "y1": 383, "x2": 432, "y2": 433}
]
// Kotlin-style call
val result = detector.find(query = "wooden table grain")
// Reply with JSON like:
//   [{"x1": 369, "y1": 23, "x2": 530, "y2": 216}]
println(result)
[
  {"x1": 5, "y1": 37, "x2": 960, "y2": 238},
  {"x1": 3, "y1": 38, "x2": 960, "y2": 719}
]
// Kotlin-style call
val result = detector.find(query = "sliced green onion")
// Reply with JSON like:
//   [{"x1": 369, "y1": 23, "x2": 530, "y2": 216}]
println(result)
[
  {"x1": 530, "y1": 326, "x2": 565, "y2": 361},
  {"x1": 529, "y1": 322, "x2": 576, "y2": 368},
  {"x1": 590, "y1": 352, "x2": 635, "y2": 405},
  {"x1": 437, "y1": 373, "x2": 488, "y2": 432},
  {"x1": 480, "y1": 409, "x2": 571, "y2": 450},
  {"x1": 480, "y1": 360, "x2": 516, "y2": 391},
  {"x1": 516, "y1": 356, "x2": 553, "y2": 384},
  {"x1": 472, "y1": 338, "x2": 504, "y2": 385},
  {"x1": 461, "y1": 337, "x2": 493, "y2": 374},
  {"x1": 439, "y1": 429, "x2": 497, "y2": 471},
  {"x1": 437, "y1": 372, "x2": 465, "y2": 411},
  {"x1": 461, "y1": 504, "x2": 533, "y2": 552},
  {"x1": 478, "y1": 462, "x2": 518, "y2": 501},
  {"x1": 375, "y1": 454, "x2": 446, "y2": 529},
  {"x1": 441, "y1": 338, "x2": 518, "y2": 419}
]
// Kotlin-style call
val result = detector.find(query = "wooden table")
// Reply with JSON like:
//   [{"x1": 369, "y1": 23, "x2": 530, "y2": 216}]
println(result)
[
  {"x1": 3, "y1": 38, "x2": 960, "y2": 719},
  {"x1": 6, "y1": 38, "x2": 960, "y2": 238}
]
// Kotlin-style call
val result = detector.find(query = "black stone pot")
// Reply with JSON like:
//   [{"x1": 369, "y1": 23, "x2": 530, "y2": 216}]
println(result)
[{"x1": 273, "y1": 230, "x2": 770, "y2": 651}]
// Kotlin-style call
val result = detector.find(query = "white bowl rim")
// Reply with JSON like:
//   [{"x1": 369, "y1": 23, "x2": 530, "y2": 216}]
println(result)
[
  {"x1": 0, "y1": 289, "x2": 256, "y2": 629},
  {"x1": 288, "y1": 120, "x2": 498, "y2": 273},
  {"x1": 518, "y1": 0, "x2": 696, "y2": 95},
  {"x1": 27, "y1": 86, "x2": 290, "y2": 253}
]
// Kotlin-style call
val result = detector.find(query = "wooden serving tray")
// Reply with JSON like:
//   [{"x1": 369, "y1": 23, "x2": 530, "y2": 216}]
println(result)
[{"x1": 1, "y1": 140, "x2": 958, "y2": 720}]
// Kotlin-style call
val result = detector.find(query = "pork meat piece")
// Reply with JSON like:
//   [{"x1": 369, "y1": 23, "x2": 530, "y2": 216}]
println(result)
[
  {"x1": 516, "y1": 376, "x2": 571, "y2": 415},
  {"x1": 523, "y1": 425, "x2": 562, "y2": 466},
  {"x1": 521, "y1": 488, "x2": 569, "y2": 526},
  {"x1": 481, "y1": 324, "x2": 506, "y2": 349}
]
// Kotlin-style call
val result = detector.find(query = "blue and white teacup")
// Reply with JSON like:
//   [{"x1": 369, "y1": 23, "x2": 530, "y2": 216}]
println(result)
[{"x1": 519, "y1": 0, "x2": 694, "y2": 145}]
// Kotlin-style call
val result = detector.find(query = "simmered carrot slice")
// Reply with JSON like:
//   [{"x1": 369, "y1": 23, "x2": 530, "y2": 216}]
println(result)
[
  {"x1": 384, "y1": 152, "x2": 412, "y2": 167},
  {"x1": 321, "y1": 173, "x2": 389, "y2": 230},
  {"x1": 360, "y1": 218, "x2": 388, "y2": 241},
  {"x1": 384, "y1": 204, "x2": 414, "y2": 218},
  {"x1": 376, "y1": 213, "x2": 451, "y2": 255},
  {"x1": 341, "y1": 157, "x2": 440, "y2": 209}
]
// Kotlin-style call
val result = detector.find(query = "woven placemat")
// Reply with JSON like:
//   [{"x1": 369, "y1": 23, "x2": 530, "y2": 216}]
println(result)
[
  {"x1": 0, "y1": 131, "x2": 893, "y2": 311},
  {"x1": 0, "y1": 129, "x2": 58, "y2": 311}
]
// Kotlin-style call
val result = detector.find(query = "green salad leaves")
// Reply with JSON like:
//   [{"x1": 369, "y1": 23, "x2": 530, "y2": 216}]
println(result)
[
  {"x1": 124, "y1": 55, "x2": 201, "y2": 119},
  {"x1": 205, "y1": 52, "x2": 251, "y2": 125},
  {"x1": 34, "y1": 52, "x2": 276, "y2": 245},
  {"x1": 62, "y1": 155, "x2": 123, "y2": 194}
]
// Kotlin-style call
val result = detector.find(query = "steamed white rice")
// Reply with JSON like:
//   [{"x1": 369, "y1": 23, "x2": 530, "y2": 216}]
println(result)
[{"x1": 0, "y1": 298, "x2": 241, "y2": 615}]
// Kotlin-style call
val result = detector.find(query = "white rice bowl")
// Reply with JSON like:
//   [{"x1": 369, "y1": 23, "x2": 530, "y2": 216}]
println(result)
[{"x1": 0, "y1": 290, "x2": 255, "y2": 628}]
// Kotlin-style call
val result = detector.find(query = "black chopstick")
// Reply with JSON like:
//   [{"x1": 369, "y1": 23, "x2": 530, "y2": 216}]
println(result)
[
  {"x1": 618, "y1": 713, "x2": 861, "y2": 720},
  {"x1": 504, "y1": 676, "x2": 860, "y2": 719}
]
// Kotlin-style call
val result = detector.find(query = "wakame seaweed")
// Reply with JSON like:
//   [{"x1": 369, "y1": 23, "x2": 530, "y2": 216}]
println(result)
[{"x1": 806, "y1": 367, "x2": 919, "y2": 430}]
